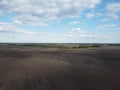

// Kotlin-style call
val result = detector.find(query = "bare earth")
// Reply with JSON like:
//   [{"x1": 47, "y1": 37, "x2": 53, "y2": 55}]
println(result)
[{"x1": 0, "y1": 46, "x2": 120, "y2": 90}]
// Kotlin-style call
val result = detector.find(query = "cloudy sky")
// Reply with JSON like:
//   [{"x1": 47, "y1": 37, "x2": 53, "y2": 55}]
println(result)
[{"x1": 0, "y1": 0, "x2": 120, "y2": 43}]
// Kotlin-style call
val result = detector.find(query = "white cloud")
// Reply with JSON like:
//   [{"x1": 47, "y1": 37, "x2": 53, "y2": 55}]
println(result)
[
  {"x1": 96, "y1": 12, "x2": 103, "y2": 17},
  {"x1": 0, "y1": 0, "x2": 101, "y2": 25},
  {"x1": 86, "y1": 13, "x2": 95, "y2": 18},
  {"x1": 0, "y1": 23, "x2": 111, "y2": 43},
  {"x1": 96, "y1": 24, "x2": 120, "y2": 30},
  {"x1": 106, "y1": 3, "x2": 120, "y2": 19},
  {"x1": 105, "y1": 24, "x2": 117, "y2": 28},
  {"x1": 101, "y1": 18, "x2": 110, "y2": 22},
  {"x1": 71, "y1": 28, "x2": 81, "y2": 32},
  {"x1": 63, "y1": 28, "x2": 110, "y2": 38},
  {"x1": 0, "y1": 22, "x2": 34, "y2": 34},
  {"x1": 85, "y1": 11, "x2": 103, "y2": 19},
  {"x1": 69, "y1": 21, "x2": 80, "y2": 25},
  {"x1": 13, "y1": 14, "x2": 49, "y2": 26}
]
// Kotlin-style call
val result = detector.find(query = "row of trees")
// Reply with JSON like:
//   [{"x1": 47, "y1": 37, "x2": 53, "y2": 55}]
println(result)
[{"x1": 0, "y1": 43, "x2": 101, "y2": 48}]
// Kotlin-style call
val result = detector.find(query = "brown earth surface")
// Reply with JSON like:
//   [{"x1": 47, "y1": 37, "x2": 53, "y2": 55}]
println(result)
[{"x1": 0, "y1": 46, "x2": 120, "y2": 90}]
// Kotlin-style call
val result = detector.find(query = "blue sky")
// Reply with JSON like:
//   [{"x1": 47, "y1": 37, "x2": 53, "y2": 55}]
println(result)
[{"x1": 0, "y1": 0, "x2": 120, "y2": 43}]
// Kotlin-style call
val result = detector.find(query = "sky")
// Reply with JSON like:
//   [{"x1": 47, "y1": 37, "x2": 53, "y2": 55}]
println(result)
[{"x1": 0, "y1": 0, "x2": 120, "y2": 43}]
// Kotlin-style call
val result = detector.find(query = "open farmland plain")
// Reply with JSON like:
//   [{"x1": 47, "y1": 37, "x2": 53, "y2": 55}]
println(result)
[{"x1": 0, "y1": 46, "x2": 120, "y2": 90}]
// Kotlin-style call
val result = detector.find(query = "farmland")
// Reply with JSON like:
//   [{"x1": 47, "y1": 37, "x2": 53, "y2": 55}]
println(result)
[{"x1": 0, "y1": 44, "x2": 120, "y2": 90}]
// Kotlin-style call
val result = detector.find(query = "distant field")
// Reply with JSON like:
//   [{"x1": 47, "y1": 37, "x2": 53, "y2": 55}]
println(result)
[
  {"x1": 1, "y1": 43, "x2": 120, "y2": 49},
  {"x1": 0, "y1": 46, "x2": 120, "y2": 90}
]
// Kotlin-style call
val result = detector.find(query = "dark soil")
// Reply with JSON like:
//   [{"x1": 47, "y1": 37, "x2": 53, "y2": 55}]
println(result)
[{"x1": 0, "y1": 46, "x2": 120, "y2": 90}]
